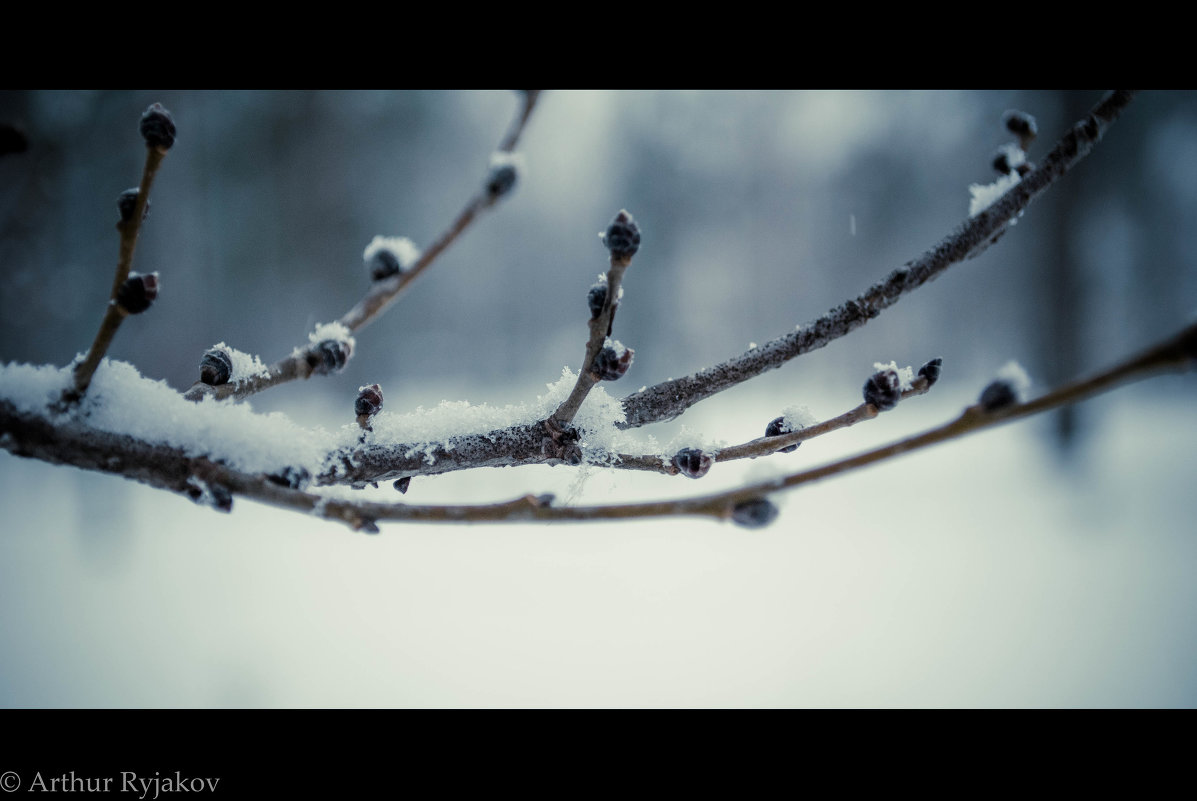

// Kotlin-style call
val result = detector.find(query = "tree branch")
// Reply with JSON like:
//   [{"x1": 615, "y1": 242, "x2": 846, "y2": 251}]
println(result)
[
  {"x1": 68, "y1": 114, "x2": 170, "y2": 400},
  {"x1": 182, "y1": 90, "x2": 542, "y2": 403},
  {"x1": 616, "y1": 90, "x2": 1138, "y2": 429},
  {"x1": 6, "y1": 319, "x2": 1190, "y2": 532}
]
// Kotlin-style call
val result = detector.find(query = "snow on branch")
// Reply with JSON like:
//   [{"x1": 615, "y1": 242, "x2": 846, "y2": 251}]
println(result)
[{"x1": 2, "y1": 89, "x2": 1176, "y2": 534}]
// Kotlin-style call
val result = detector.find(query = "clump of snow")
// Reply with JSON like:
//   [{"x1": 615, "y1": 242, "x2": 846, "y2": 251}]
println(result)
[
  {"x1": 781, "y1": 404, "x2": 819, "y2": 430},
  {"x1": 363, "y1": 236, "x2": 421, "y2": 270},
  {"x1": 489, "y1": 150, "x2": 525, "y2": 172},
  {"x1": 873, "y1": 360, "x2": 915, "y2": 391},
  {"x1": 995, "y1": 360, "x2": 1032, "y2": 400},
  {"x1": 0, "y1": 359, "x2": 339, "y2": 476},
  {"x1": 996, "y1": 143, "x2": 1026, "y2": 172},
  {"x1": 208, "y1": 342, "x2": 269, "y2": 383},
  {"x1": 968, "y1": 172, "x2": 1021, "y2": 217},
  {"x1": 308, "y1": 321, "x2": 352, "y2": 345},
  {"x1": 0, "y1": 360, "x2": 70, "y2": 413},
  {"x1": 365, "y1": 367, "x2": 630, "y2": 467},
  {"x1": 604, "y1": 338, "x2": 630, "y2": 358}
]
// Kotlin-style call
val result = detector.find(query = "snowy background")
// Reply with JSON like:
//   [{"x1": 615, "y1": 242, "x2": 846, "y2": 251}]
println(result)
[{"x1": 1, "y1": 90, "x2": 1195, "y2": 707}]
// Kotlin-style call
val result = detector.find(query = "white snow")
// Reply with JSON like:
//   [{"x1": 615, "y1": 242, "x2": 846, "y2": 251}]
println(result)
[
  {"x1": 995, "y1": 360, "x2": 1032, "y2": 400},
  {"x1": 361, "y1": 366, "x2": 632, "y2": 466},
  {"x1": 781, "y1": 404, "x2": 819, "y2": 430},
  {"x1": 489, "y1": 150, "x2": 525, "y2": 172},
  {"x1": 363, "y1": 236, "x2": 421, "y2": 270},
  {"x1": 605, "y1": 338, "x2": 630, "y2": 358},
  {"x1": 873, "y1": 360, "x2": 915, "y2": 390},
  {"x1": 996, "y1": 143, "x2": 1026, "y2": 172},
  {"x1": 208, "y1": 342, "x2": 269, "y2": 383},
  {"x1": 968, "y1": 172, "x2": 1021, "y2": 217},
  {"x1": 0, "y1": 359, "x2": 340, "y2": 476},
  {"x1": 308, "y1": 321, "x2": 353, "y2": 346}
]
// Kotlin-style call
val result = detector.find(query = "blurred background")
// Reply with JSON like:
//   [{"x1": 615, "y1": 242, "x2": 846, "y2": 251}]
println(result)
[{"x1": 1, "y1": 90, "x2": 1195, "y2": 707}]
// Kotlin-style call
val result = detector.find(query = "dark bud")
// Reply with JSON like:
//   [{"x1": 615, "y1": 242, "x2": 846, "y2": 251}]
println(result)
[
  {"x1": 211, "y1": 484, "x2": 233, "y2": 512},
  {"x1": 533, "y1": 493, "x2": 555, "y2": 507},
  {"x1": 917, "y1": 357, "x2": 943, "y2": 387},
  {"x1": 1015, "y1": 162, "x2": 1033, "y2": 177},
  {"x1": 673, "y1": 447, "x2": 713, "y2": 479},
  {"x1": 731, "y1": 498, "x2": 779, "y2": 529},
  {"x1": 485, "y1": 162, "x2": 518, "y2": 199},
  {"x1": 267, "y1": 466, "x2": 310, "y2": 490},
  {"x1": 140, "y1": 103, "x2": 176, "y2": 151},
  {"x1": 306, "y1": 339, "x2": 353, "y2": 375},
  {"x1": 115, "y1": 271, "x2": 159, "y2": 314},
  {"x1": 592, "y1": 343, "x2": 633, "y2": 381},
  {"x1": 355, "y1": 383, "x2": 384, "y2": 418},
  {"x1": 117, "y1": 188, "x2": 149, "y2": 224},
  {"x1": 0, "y1": 122, "x2": 29, "y2": 156},
  {"x1": 1002, "y1": 110, "x2": 1038, "y2": 140},
  {"x1": 863, "y1": 368, "x2": 901, "y2": 411},
  {"x1": 393, "y1": 477, "x2": 411, "y2": 494},
  {"x1": 367, "y1": 248, "x2": 402, "y2": 281},
  {"x1": 979, "y1": 380, "x2": 1018, "y2": 412},
  {"x1": 992, "y1": 149, "x2": 1012, "y2": 175},
  {"x1": 765, "y1": 416, "x2": 800, "y2": 453},
  {"x1": 199, "y1": 347, "x2": 233, "y2": 386},
  {"x1": 587, "y1": 281, "x2": 608, "y2": 319},
  {"x1": 602, "y1": 209, "x2": 641, "y2": 261}
]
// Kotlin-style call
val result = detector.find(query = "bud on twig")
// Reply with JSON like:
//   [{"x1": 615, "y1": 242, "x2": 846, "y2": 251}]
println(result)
[
  {"x1": 307, "y1": 339, "x2": 353, "y2": 375},
  {"x1": 117, "y1": 188, "x2": 148, "y2": 224},
  {"x1": 979, "y1": 361, "x2": 1030, "y2": 411},
  {"x1": 863, "y1": 368, "x2": 901, "y2": 411},
  {"x1": 199, "y1": 347, "x2": 233, "y2": 386},
  {"x1": 979, "y1": 381, "x2": 1018, "y2": 411},
  {"x1": 601, "y1": 209, "x2": 640, "y2": 262},
  {"x1": 1002, "y1": 109, "x2": 1038, "y2": 143},
  {"x1": 140, "y1": 103, "x2": 176, "y2": 151},
  {"x1": 355, "y1": 383, "x2": 384, "y2": 428},
  {"x1": 393, "y1": 477, "x2": 411, "y2": 494},
  {"x1": 485, "y1": 152, "x2": 521, "y2": 200},
  {"x1": 765, "y1": 416, "x2": 800, "y2": 453},
  {"x1": 363, "y1": 236, "x2": 421, "y2": 282},
  {"x1": 587, "y1": 281, "x2": 608, "y2": 319},
  {"x1": 115, "y1": 272, "x2": 158, "y2": 315},
  {"x1": 917, "y1": 357, "x2": 943, "y2": 387},
  {"x1": 593, "y1": 340, "x2": 633, "y2": 381},
  {"x1": 673, "y1": 447, "x2": 713, "y2": 479},
  {"x1": 730, "y1": 498, "x2": 779, "y2": 529}
]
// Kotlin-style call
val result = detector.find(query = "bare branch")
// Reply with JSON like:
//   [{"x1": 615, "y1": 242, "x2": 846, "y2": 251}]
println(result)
[
  {"x1": 183, "y1": 90, "x2": 542, "y2": 403},
  {"x1": 549, "y1": 210, "x2": 642, "y2": 430},
  {"x1": 68, "y1": 108, "x2": 172, "y2": 400},
  {"x1": 617, "y1": 90, "x2": 1138, "y2": 429}
]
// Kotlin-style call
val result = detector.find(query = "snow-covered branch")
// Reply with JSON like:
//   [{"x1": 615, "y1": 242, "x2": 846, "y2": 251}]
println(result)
[{"x1": 3, "y1": 89, "x2": 1177, "y2": 534}]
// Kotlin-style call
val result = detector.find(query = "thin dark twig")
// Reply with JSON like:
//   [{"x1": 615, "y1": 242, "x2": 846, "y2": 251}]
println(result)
[
  {"x1": 183, "y1": 90, "x2": 542, "y2": 403},
  {"x1": 68, "y1": 147, "x2": 166, "y2": 400}
]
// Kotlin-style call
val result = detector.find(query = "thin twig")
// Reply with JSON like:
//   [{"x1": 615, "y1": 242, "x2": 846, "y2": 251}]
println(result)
[
  {"x1": 68, "y1": 147, "x2": 166, "y2": 400},
  {"x1": 550, "y1": 255, "x2": 632, "y2": 427},
  {"x1": 183, "y1": 91, "x2": 542, "y2": 403},
  {"x1": 617, "y1": 90, "x2": 1138, "y2": 429},
  {"x1": 596, "y1": 376, "x2": 936, "y2": 476}
]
